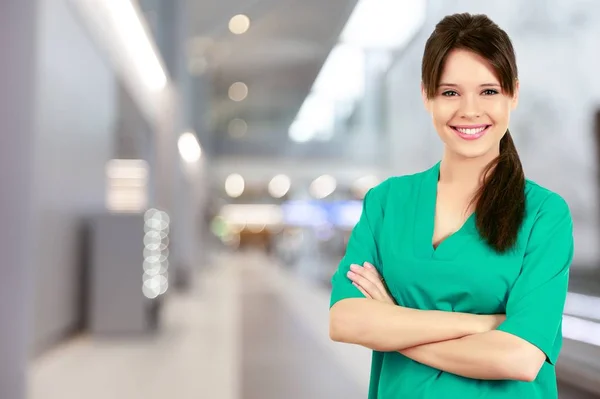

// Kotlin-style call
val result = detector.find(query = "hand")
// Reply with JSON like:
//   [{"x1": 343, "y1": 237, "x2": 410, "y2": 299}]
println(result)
[
  {"x1": 461, "y1": 314, "x2": 506, "y2": 335},
  {"x1": 347, "y1": 262, "x2": 396, "y2": 305},
  {"x1": 478, "y1": 314, "x2": 506, "y2": 333}
]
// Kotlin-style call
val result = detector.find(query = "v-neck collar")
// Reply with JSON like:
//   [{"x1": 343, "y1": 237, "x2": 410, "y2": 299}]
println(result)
[{"x1": 414, "y1": 161, "x2": 477, "y2": 261}]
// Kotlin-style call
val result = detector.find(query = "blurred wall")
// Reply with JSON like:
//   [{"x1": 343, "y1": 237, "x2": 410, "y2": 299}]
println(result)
[
  {"x1": 0, "y1": 2, "x2": 39, "y2": 397},
  {"x1": 30, "y1": 0, "x2": 117, "y2": 352},
  {"x1": 386, "y1": 0, "x2": 600, "y2": 269}
]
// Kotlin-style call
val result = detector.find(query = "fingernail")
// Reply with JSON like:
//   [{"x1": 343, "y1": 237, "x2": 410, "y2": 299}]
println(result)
[
  {"x1": 364, "y1": 262, "x2": 373, "y2": 269},
  {"x1": 350, "y1": 264, "x2": 359, "y2": 271}
]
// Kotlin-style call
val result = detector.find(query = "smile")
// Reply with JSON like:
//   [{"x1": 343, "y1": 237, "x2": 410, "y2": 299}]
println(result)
[{"x1": 450, "y1": 124, "x2": 491, "y2": 140}]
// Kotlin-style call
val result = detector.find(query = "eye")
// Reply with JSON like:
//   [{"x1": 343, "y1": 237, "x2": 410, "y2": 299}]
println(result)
[
  {"x1": 482, "y1": 89, "x2": 499, "y2": 95},
  {"x1": 441, "y1": 90, "x2": 458, "y2": 97}
]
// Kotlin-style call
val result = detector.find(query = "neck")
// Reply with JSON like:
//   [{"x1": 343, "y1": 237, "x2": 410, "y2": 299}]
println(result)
[{"x1": 439, "y1": 148, "x2": 500, "y2": 187}]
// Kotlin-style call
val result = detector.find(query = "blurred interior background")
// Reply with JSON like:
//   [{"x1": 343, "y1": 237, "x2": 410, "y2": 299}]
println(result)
[{"x1": 2, "y1": 0, "x2": 600, "y2": 398}]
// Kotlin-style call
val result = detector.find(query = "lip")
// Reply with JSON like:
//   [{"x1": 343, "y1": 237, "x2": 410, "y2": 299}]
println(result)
[{"x1": 450, "y1": 124, "x2": 491, "y2": 141}]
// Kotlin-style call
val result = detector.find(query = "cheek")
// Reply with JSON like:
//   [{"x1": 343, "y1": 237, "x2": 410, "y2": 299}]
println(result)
[
  {"x1": 487, "y1": 101, "x2": 512, "y2": 124},
  {"x1": 430, "y1": 102, "x2": 455, "y2": 126}
]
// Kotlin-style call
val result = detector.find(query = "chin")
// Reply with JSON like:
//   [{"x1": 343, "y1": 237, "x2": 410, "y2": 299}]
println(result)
[{"x1": 448, "y1": 144, "x2": 497, "y2": 160}]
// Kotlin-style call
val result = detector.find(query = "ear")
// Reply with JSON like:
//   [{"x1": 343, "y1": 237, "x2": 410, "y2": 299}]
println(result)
[
  {"x1": 511, "y1": 79, "x2": 520, "y2": 110},
  {"x1": 421, "y1": 82, "x2": 431, "y2": 113}
]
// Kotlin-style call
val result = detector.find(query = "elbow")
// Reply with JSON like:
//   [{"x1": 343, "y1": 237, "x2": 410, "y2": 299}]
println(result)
[
  {"x1": 329, "y1": 319, "x2": 342, "y2": 342},
  {"x1": 329, "y1": 300, "x2": 363, "y2": 344},
  {"x1": 329, "y1": 303, "x2": 349, "y2": 342},
  {"x1": 518, "y1": 360, "x2": 544, "y2": 382},
  {"x1": 512, "y1": 364, "x2": 541, "y2": 383},
  {"x1": 329, "y1": 299, "x2": 382, "y2": 350},
  {"x1": 505, "y1": 363, "x2": 539, "y2": 382},
  {"x1": 501, "y1": 346, "x2": 545, "y2": 382},
  {"x1": 329, "y1": 310, "x2": 340, "y2": 342}
]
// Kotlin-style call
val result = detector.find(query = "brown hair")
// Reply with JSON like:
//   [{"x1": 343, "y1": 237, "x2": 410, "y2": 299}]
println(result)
[{"x1": 422, "y1": 13, "x2": 525, "y2": 253}]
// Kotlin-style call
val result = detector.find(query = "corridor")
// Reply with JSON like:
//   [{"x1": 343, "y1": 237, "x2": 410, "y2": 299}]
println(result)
[{"x1": 30, "y1": 252, "x2": 600, "y2": 399}]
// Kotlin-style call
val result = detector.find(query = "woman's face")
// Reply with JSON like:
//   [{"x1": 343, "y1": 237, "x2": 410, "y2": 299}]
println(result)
[{"x1": 423, "y1": 49, "x2": 519, "y2": 161}]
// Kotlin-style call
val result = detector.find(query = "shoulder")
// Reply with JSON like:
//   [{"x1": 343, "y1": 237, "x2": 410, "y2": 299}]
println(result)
[
  {"x1": 519, "y1": 180, "x2": 574, "y2": 260},
  {"x1": 522, "y1": 180, "x2": 573, "y2": 246},
  {"x1": 524, "y1": 179, "x2": 571, "y2": 221}
]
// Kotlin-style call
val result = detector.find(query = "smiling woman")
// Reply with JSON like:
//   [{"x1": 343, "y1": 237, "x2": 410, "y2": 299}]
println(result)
[
  {"x1": 426, "y1": 55, "x2": 515, "y2": 148},
  {"x1": 329, "y1": 12, "x2": 574, "y2": 399}
]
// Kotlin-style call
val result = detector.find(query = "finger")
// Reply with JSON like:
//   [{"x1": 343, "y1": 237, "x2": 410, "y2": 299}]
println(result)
[
  {"x1": 363, "y1": 262, "x2": 383, "y2": 281},
  {"x1": 352, "y1": 282, "x2": 372, "y2": 299},
  {"x1": 347, "y1": 270, "x2": 377, "y2": 294},
  {"x1": 359, "y1": 263, "x2": 392, "y2": 303},
  {"x1": 347, "y1": 268, "x2": 383, "y2": 299},
  {"x1": 363, "y1": 262, "x2": 390, "y2": 296},
  {"x1": 351, "y1": 264, "x2": 386, "y2": 296},
  {"x1": 349, "y1": 271, "x2": 395, "y2": 304},
  {"x1": 362, "y1": 263, "x2": 396, "y2": 305},
  {"x1": 364, "y1": 261, "x2": 375, "y2": 270}
]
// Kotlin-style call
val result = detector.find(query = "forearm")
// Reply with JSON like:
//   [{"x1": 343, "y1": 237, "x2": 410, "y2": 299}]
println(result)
[
  {"x1": 329, "y1": 298, "x2": 489, "y2": 352},
  {"x1": 399, "y1": 330, "x2": 534, "y2": 381}
]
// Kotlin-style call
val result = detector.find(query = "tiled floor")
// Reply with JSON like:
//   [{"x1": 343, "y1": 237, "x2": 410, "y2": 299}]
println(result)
[{"x1": 29, "y1": 251, "x2": 600, "y2": 399}]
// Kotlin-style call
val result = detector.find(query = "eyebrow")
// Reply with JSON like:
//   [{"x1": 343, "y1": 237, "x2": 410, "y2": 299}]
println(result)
[{"x1": 438, "y1": 83, "x2": 501, "y2": 88}]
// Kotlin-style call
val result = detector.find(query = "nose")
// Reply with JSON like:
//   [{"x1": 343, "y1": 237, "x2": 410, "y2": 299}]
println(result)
[{"x1": 459, "y1": 94, "x2": 481, "y2": 119}]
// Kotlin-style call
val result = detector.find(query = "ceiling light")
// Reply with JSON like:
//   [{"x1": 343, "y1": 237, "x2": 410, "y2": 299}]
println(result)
[
  {"x1": 228, "y1": 118, "x2": 248, "y2": 138},
  {"x1": 225, "y1": 174, "x2": 245, "y2": 198},
  {"x1": 177, "y1": 132, "x2": 202, "y2": 163},
  {"x1": 312, "y1": 43, "x2": 365, "y2": 102},
  {"x1": 229, "y1": 14, "x2": 251, "y2": 35},
  {"x1": 228, "y1": 82, "x2": 248, "y2": 102},
  {"x1": 268, "y1": 175, "x2": 291, "y2": 198},
  {"x1": 288, "y1": 94, "x2": 335, "y2": 142},
  {"x1": 341, "y1": 0, "x2": 426, "y2": 49},
  {"x1": 310, "y1": 175, "x2": 337, "y2": 199},
  {"x1": 289, "y1": 120, "x2": 311, "y2": 143},
  {"x1": 289, "y1": 45, "x2": 362, "y2": 142},
  {"x1": 102, "y1": 0, "x2": 167, "y2": 91}
]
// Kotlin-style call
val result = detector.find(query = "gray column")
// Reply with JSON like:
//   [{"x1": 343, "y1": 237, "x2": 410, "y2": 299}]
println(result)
[
  {"x1": 167, "y1": 0, "x2": 201, "y2": 287},
  {"x1": 140, "y1": 0, "x2": 195, "y2": 286},
  {"x1": 0, "y1": 2, "x2": 39, "y2": 398},
  {"x1": 137, "y1": 0, "x2": 178, "y2": 214}
]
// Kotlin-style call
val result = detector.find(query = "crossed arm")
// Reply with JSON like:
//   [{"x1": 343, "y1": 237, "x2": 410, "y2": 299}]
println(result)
[{"x1": 329, "y1": 263, "x2": 546, "y2": 382}]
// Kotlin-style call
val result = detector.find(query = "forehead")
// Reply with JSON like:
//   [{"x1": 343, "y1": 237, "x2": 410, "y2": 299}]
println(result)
[{"x1": 439, "y1": 49, "x2": 500, "y2": 85}]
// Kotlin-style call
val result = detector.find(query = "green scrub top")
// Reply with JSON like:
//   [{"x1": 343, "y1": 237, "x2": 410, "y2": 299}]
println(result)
[{"x1": 330, "y1": 161, "x2": 574, "y2": 399}]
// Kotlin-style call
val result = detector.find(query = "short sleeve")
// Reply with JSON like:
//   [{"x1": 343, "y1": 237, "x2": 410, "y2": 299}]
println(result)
[
  {"x1": 496, "y1": 193, "x2": 574, "y2": 365},
  {"x1": 329, "y1": 183, "x2": 387, "y2": 308}
]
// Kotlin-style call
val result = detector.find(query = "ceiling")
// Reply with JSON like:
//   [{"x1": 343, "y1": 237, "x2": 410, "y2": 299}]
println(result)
[{"x1": 186, "y1": 0, "x2": 359, "y2": 155}]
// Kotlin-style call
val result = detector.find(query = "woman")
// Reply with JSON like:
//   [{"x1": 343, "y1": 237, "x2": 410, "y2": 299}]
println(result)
[{"x1": 329, "y1": 12, "x2": 573, "y2": 399}]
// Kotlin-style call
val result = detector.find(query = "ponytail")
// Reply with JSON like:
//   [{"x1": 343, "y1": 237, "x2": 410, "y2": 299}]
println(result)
[{"x1": 471, "y1": 130, "x2": 526, "y2": 253}]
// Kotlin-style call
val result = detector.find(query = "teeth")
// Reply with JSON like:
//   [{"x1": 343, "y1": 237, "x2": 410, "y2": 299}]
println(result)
[{"x1": 456, "y1": 126, "x2": 486, "y2": 135}]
